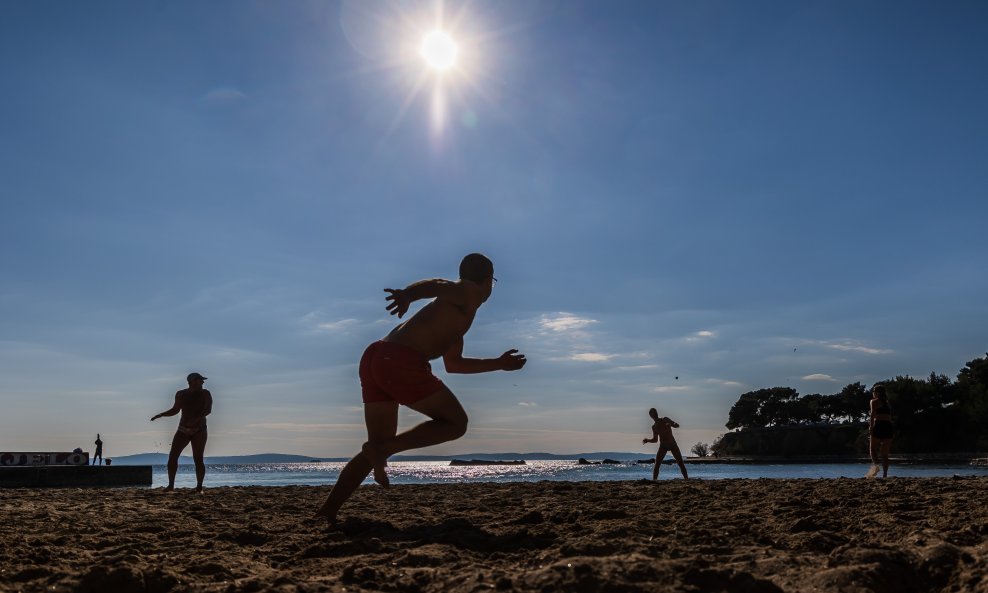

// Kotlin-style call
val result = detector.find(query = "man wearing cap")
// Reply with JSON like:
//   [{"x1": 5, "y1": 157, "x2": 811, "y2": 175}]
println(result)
[{"x1": 151, "y1": 372, "x2": 213, "y2": 492}]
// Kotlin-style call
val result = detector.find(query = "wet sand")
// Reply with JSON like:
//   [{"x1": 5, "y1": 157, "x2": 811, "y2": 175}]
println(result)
[{"x1": 2, "y1": 478, "x2": 987, "y2": 592}]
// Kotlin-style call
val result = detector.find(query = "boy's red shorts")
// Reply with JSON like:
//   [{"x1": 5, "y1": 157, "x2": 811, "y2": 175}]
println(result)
[{"x1": 359, "y1": 340, "x2": 446, "y2": 405}]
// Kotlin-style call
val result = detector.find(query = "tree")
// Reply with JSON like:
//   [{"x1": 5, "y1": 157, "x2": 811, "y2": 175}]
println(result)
[
  {"x1": 690, "y1": 442, "x2": 710, "y2": 457},
  {"x1": 837, "y1": 382, "x2": 870, "y2": 422},
  {"x1": 726, "y1": 391, "x2": 762, "y2": 430}
]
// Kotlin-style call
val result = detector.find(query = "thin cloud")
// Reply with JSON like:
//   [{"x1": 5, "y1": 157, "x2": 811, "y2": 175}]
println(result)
[
  {"x1": 517, "y1": 401, "x2": 537, "y2": 407},
  {"x1": 803, "y1": 373, "x2": 836, "y2": 381},
  {"x1": 569, "y1": 352, "x2": 616, "y2": 362},
  {"x1": 686, "y1": 330, "x2": 716, "y2": 342},
  {"x1": 653, "y1": 385, "x2": 691, "y2": 393},
  {"x1": 826, "y1": 342, "x2": 892, "y2": 355},
  {"x1": 245, "y1": 422, "x2": 363, "y2": 433},
  {"x1": 538, "y1": 313, "x2": 597, "y2": 333},
  {"x1": 200, "y1": 87, "x2": 247, "y2": 105},
  {"x1": 611, "y1": 364, "x2": 660, "y2": 371}
]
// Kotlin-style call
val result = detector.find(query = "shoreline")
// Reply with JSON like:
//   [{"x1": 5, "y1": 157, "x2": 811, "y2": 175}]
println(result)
[{"x1": 2, "y1": 478, "x2": 986, "y2": 592}]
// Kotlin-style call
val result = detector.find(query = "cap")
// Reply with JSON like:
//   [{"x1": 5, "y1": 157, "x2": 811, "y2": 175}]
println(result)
[{"x1": 187, "y1": 372, "x2": 207, "y2": 382}]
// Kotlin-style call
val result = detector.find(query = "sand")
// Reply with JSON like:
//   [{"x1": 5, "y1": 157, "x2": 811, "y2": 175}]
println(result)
[{"x1": 2, "y1": 477, "x2": 987, "y2": 592}]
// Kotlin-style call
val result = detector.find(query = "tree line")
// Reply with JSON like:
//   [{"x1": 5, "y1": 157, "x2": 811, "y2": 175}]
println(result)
[{"x1": 720, "y1": 352, "x2": 988, "y2": 454}]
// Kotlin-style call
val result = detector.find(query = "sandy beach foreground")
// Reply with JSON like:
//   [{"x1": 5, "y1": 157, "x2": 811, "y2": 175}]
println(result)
[{"x1": 2, "y1": 478, "x2": 987, "y2": 593}]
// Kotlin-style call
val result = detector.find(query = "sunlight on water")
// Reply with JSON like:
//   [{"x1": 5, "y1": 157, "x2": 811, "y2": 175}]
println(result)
[{"x1": 151, "y1": 460, "x2": 988, "y2": 489}]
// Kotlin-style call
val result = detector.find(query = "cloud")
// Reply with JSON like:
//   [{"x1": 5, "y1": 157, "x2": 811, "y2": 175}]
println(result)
[
  {"x1": 244, "y1": 422, "x2": 363, "y2": 433},
  {"x1": 314, "y1": 318, "x2": 361, "y2": 333},
  {"x1": 686, "y1": 330, "x2": 715, "y2": 342},
  {"x1": 802, "y1": 373, "x2": 836, "y2": 381},
  {"x1": 200, "y1": 87, "x2": 247, "y2": 105},
  {"x1": 517, "y1": 401, "x2": 537, "y2": 407},
  {"x1": 568, "y1": 352, "x2": 616, "y2": 362},
  {"x1": 538, "y1": 313, "x2": 597, "y2": 333},
  {"x1": 301, "y1": 312, "x2": 366, "y2": 334},
  {"x1": 825, "y1": 341, "x2": 892, "y2": 355},
  {"x1": 652, "y1": 385, "x2": 691, "y2": 393},
  {"x1": 705, "y1": 379, "x2": 744, "y2": 387}
]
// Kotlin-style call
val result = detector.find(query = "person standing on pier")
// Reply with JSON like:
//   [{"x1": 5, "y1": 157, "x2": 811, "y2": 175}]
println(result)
[{"x1": 92, "y1": 434, "x2": 103, "y2": 466}]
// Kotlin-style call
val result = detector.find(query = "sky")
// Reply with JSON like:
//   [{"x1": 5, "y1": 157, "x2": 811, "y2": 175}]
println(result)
[{"x1": 2, "y1": 1, "x2": 986, "y2": 458}]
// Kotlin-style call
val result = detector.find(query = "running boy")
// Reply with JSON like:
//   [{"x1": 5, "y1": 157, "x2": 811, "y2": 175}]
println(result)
[{"x1": 315, "y1": 254, "x2": 526, "y2": 522}]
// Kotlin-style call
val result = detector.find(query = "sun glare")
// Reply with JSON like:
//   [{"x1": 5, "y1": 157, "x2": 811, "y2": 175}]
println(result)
[{"x1": 420, "y1": 30, "x2": 458, "y2": 72}]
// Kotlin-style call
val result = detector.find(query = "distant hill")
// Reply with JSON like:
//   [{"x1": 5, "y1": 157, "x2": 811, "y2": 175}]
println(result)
[
  {"x1": 111, "y1": 451, "x2": 643, "y2": 465},
  {"x1": 111, "y1": 453, "x2": 329, "y2": 465}
]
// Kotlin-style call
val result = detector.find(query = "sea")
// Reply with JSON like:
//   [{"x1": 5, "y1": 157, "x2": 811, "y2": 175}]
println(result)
[{"x1": 153, "y1": 460, "x2": 988, "y2": 489}]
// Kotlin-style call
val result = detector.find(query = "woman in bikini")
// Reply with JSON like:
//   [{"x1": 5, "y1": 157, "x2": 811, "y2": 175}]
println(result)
[
  {"x1": 152, "y1": 372, "x2": 213, "y2": 492},
  {"x1": 867, "y1": 384, "x2": 893, "y2": 478}
]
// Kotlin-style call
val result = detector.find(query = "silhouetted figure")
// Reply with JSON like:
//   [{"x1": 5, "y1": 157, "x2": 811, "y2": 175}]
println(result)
[
  {"x1": 151, "y1": 372, "x2": 213, "y2": 492},
  {"x1": 92, "y1": 434, "x2": 103, "y2": 466},
  {"x1": 643, "y1": 408, "x2": 688, "y2": 480},
  {"x1": 867, "y1": 384, "x2": 893, "y2": 478},
  {"x1": 315, "y1": 254, "x2": 526, "y2": 524}
]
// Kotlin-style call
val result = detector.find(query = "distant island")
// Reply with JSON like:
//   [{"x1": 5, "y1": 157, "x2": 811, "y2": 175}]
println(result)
[{"x1": 110, "y1": 452, "x2": 644, "y2": 466}]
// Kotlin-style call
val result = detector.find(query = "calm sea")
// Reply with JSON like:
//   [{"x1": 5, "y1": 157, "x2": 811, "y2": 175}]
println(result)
[{"x1": 153, "y1": 460, "x2": 988, "y2": 489}]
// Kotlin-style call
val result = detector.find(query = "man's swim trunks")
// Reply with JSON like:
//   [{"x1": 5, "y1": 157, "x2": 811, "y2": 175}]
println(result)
[{"x1": 360, "y1": 340, "x2": 446, "y2": 405}]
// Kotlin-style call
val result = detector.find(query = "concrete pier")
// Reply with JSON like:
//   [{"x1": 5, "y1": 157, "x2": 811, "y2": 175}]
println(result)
[{"x1": 0, "y1": 465, "x2": 152, "y2": 488}]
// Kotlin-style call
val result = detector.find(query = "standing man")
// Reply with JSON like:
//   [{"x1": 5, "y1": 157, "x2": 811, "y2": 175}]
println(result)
[
  {"x1": 315, "y1": 253, "x2": 527, "y2": 523},
  {"x1": 151, "y1": 372, "x2": 213, "y2": 492},
  {"x1": 92, "y1": 434, "x2": 103, "y2": 466},
  {"x1": 643, "y1": 408, "x2": 689, "y2": 480}
]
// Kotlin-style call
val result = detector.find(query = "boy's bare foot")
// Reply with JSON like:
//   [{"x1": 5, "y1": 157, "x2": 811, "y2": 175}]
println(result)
[
  {"x1": 361, "y1": 441, "x2": 390, "y2": 488},
  {"x1": 865, "y1": 464, "x2": 879, "y2": 478},
  {"x1": 163, "y1": 485, "x2": 175, "y2": 492},
  {"x1": 312, "y1": 506, "x2": 338, "y2": 527}
]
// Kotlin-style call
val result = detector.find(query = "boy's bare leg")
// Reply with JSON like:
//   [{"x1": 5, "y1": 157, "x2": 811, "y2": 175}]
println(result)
[
  {"x1": 315, "y1": 402, "x2": 397, "y2": 522},
  {"x1": 652, "y1": 447, "x2": 668, "y2": 481},
  {"x1": 671, "y1": 445, "x2": 689, "y2": 479},
  {"x1": 366, "y1": 388, "x2": 468, "y2": 463},
  {"x1": 191, "y1": 429, "x2": 208, "y2": 493},
  {"x1": 361, "y1": 402, "x2": 399, "y2": 488},
  {"x1": 165, "y1": 432, "x2": 192, "y2": 491}
]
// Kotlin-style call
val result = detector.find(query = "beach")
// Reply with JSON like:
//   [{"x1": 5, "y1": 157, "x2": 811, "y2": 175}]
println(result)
[{"x1": 2, "y1": 478, "x2": 986, "y2": 593}]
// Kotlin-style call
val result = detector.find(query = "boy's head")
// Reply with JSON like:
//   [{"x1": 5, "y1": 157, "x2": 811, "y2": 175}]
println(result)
[
  {"x1": 648, "y1": 407, "x2": 659, "y2": 420},
  {"x1": 460, "y1": 253, "x2": 495, "y2": 301},
  {"x1": 460, "y1": 253, "x2": 494, "y2": 283}
]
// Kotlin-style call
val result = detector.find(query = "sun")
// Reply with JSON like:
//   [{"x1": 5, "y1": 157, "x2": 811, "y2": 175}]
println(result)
[{"x1": 419, "y1": 30, "x2": 458, "y2": 72}]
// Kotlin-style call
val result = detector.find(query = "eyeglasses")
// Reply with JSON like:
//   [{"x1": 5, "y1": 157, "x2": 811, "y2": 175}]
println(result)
[{"x1": 492, "y1": 277, "x2": 498, "y2": 285}]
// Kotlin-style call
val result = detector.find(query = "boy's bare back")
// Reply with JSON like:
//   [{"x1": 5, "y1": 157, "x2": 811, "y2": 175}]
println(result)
[{"x1": 383, "y1": 279, "x2": 485, "y2": 360}]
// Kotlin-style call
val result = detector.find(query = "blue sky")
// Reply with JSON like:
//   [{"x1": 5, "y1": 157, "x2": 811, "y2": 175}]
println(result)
[{"x1": 2, "y1": 1, "x2": 986, "y2": 458}]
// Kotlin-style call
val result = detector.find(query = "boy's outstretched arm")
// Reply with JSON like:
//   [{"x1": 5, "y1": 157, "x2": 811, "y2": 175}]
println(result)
[
  {"x1": 443, "y1": 338, "x2": 527, "y2": 374},
  {"x1": 385, "y1": 279, "x2": 482, "y2": 318}
]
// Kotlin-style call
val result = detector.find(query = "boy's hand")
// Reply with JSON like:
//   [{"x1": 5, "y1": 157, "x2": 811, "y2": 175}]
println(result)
[
  {"x1": 497, "y1": 349, "x2": 527, "y2": 371},
  {"x1": 384, "y1": 288, "x2": 411, "y2": 318},
  {"x1": 642, "y1": 438, "x2": 648, "y2": 445}
]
